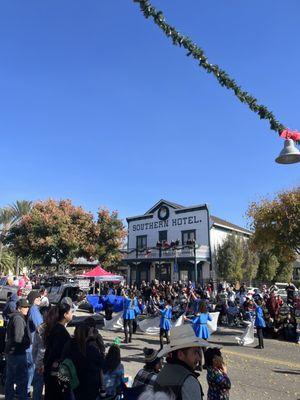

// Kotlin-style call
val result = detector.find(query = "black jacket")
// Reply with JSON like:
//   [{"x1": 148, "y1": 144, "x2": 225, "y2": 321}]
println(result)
[
  {"x1": 44, "y1": 323, "x2": 71, "y2": 374},
  {"x1": 5, "y1": 311, "x2": 31, "y2": 355},
  {"x1": 62, "y1": 338, "x2": 105, "y2": 400}
]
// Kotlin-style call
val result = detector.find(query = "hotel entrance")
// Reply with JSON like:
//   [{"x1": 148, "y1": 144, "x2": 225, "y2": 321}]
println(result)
[{"x1": 155, "y1": 262, "x2": 171, "y2": 282}]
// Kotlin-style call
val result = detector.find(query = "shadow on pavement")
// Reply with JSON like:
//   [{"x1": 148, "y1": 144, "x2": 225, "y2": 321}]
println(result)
[
  {"x1": 216, "y1": 329, "x2": 243, "y2": 336},
  {"x1": 133, "y1": 337, "x2": 159, "y2": 345},
  {"x1": 209, "y1": 340, "x2": 239, "y2": 347},
  {"x1": 273, "y1": 369, "x2": 300, "y2": 375},
  {"x1": 122, "y1": 356, "x2": 144, "y2": 364}
]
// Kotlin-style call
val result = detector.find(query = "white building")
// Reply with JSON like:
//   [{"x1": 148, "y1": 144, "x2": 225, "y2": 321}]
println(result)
[{"x1": 123, "y1": 199, "x2": 252, "y2": 284}]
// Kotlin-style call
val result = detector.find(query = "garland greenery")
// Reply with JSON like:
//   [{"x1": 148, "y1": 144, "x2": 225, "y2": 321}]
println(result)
[{"x1": 133, "y1": 0, "x2": 288, "y2": 136}]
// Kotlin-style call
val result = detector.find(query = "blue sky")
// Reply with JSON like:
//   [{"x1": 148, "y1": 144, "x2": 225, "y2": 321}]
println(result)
[{"x1": 0, "y1": 0, "x2": 299, "y2": 228}]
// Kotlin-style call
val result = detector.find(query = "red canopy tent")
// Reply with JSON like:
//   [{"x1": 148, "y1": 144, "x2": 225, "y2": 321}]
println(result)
[
  {"x1": 79, "y1": 265, "x2": 123, "y2": 281},
  {"x1": 81, "y1": 265, "x2": 112, "y2": 277}
]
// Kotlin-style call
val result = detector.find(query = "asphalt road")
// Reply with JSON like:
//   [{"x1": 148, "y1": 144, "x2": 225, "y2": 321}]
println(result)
[{"x1": 0, "y1": 310, "x2": 299, "y2": 400}]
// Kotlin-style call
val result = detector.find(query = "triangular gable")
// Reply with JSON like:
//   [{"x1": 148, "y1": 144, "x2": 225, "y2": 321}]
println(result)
[{"x1": 145, "y1": 199, "x2": 184, "y2": 215}]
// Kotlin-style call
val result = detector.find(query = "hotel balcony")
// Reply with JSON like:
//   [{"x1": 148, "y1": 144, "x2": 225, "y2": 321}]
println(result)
[{"x1": 122, "y1": 244, "x2": 210, "y2": 261}]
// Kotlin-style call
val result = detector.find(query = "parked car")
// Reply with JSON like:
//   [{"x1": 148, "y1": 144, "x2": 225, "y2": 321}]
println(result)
[
  {"x1": 0, "y1": 277, "x2": 18, "y2": 301},
  {"x1": 47, "y1": 283, "x2": 82, "y2": 304}
]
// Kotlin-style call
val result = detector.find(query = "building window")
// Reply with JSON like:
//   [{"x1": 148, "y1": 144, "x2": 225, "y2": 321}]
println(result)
[
  {"x1": 136, "y1": 235, "x2": 147, "y2": 250},
  {"x1": 159, "y1": 230, "x2": 168, "y2": 242},
  {"x1": 182, "y1": 230, "x2": 196, "y2": 245}
]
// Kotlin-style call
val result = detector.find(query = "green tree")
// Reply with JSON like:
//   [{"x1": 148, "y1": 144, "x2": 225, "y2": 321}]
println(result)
[
  {"x1": 96, "y1": 208, "x2": 127, "y2": 269},
  {"x1": 274, "y1": 261, "x2": 294, "y2": 282},
  {"x1": 256, "y1": 252, "x2": 279, "y2": 282},
  {"x1": 5, "y1": 199, "x2": 98, "y2": 267},
  {"x1": 216, "y1": 234, "x2": 245, "y2": 283},
  {"x1": 247, "y1": 187, "x2": 300, "y2": 261},
  {"x1": 242, "y1": 240, "x2": 259, "y2": 283}
]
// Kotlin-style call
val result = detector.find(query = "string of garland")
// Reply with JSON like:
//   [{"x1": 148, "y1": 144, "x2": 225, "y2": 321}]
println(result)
[{"x1": 133, "y1": 0, "x2": 288, "y2": 136}]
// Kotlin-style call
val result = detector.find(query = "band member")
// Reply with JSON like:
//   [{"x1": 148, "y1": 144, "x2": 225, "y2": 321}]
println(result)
[
  {"x1": 154, "y1": 299, "x2": 173, "y2": 349},
  {"x1": 122, "y1": 290, "x2": 136, "y2": 343}
]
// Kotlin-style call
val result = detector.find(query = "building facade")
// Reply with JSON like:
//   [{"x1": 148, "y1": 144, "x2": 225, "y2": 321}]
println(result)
[{"x1": 123, "y1": 199, "x2": 252, "y2": 284}]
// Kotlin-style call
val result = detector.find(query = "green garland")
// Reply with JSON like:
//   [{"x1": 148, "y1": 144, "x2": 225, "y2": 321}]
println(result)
[{"x1": 133, "y1": 0, "x2": 286, "y2": 135}]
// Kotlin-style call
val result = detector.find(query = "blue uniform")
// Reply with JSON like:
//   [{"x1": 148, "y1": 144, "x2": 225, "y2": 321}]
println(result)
[
  {"x1": 134, "y1": 298, "x2": 141, "y2": 316},
  {"x1": 159, "y1": 306, "x2": 172, "y2": 330},
  {"x1": 192, "y1": 312, "x2": 212, "y2": 339},
  {"x1": 255, "y1": 306, "x2": 266, "y2": 328},
  {"x1": 123, "y1": 297, "x2": 135, "y2": 320}
]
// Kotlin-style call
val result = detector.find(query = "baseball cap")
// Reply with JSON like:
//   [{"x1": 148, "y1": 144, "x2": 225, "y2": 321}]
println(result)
[{"x1": 17, "y1": 298, "x2": 30, "y2": 308}]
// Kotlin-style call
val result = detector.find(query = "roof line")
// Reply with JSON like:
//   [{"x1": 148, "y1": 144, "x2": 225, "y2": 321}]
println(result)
[{"x1": 145, "y1": 199, "x2": 184, "y2": 214}]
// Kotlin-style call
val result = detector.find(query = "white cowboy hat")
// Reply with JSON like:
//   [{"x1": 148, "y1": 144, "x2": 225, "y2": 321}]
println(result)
[{"x1": 157, "y1": 324, "x2": 210, "y2": 358}]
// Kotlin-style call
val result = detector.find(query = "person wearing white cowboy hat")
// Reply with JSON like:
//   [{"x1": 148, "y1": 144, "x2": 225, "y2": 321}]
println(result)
[{"x1": 154, "y1": 324, "x2": 211, "y2": 400}]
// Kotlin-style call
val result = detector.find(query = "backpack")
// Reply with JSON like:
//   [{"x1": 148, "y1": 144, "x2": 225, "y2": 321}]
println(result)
[{"x1": 57, "y1": 358, "x2": 80, "y2": 391}]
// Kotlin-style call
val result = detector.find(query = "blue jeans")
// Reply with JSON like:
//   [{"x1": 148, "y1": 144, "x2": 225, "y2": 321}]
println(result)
[
  {"x1": 27, "y1": 348, "x2": 35, "y2": 392},
  {"x1": 5, "y1": 353, "x2": 28, "y2": 400},
  {"x1": 32, "y1": 368, "x2": 44, "y2": 400}
]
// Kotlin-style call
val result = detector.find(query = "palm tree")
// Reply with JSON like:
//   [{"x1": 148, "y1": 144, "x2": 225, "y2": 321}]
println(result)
[
  {"x1": 0, "y1": 247, "x2": 15, "y2": 275},
  {"x1": 0, "y1": 200, "x2": 33, "y2": 275},
  {"x1": 10, "y1": 200, "x2": 33, "y2": 225},
  {"x1": 0, "y1": 207, "x2": 14, "y2": 263}
]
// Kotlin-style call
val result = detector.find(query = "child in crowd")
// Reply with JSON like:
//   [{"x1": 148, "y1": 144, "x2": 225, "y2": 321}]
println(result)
[
  {"x1": 205, "y1": 347, "x2": 231, "y2": 400},
  {"x1": 103, "y1": 344, "x2": 125, "y2": 398}
]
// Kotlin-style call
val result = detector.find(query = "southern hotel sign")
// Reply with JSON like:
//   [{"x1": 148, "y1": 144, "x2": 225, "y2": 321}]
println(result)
[{"x1": 132, "y1": 215, "x2": 201, "y2": 231}]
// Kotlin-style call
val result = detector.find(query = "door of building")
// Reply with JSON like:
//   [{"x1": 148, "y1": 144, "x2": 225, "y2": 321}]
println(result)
[{"x1": 156, "y1": 262, "x2": 171, "y2": 282}]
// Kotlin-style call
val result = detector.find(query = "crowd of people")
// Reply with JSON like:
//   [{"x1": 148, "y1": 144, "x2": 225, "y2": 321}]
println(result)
[
  {"x1": 1, "y1": 277, "x2": 299, "y2": 400},
  {"x1": 102, "y1": 279, "x2": 300, "y2": 346}
]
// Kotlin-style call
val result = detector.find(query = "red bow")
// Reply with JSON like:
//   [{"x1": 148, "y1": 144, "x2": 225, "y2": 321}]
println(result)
[{"x1": 280, "y1": 129, "x2": 300, "y2": 141}]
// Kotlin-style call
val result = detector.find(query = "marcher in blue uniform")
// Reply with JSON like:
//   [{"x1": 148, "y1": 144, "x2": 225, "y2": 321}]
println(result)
[
  {"x1": 185, "y1": 301, "x2": 212, "y2": 340},
  {"x1": 157, "y1": 299, "x2": 173, "y2": 349},
  {"x1": 254, "y1": 299, "x2": 266, "y2": 349},
  {"x1": 122, "y1": 291, "x2": 135, "y2": 343},
  {"x1": 185, "y1": 301, "x2": 212, "y2": 369}
]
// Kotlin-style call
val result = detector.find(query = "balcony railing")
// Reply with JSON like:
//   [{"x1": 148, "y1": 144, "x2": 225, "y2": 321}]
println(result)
[{"x1": 122, "y1": 244, "x2": 210, "y2": 261}]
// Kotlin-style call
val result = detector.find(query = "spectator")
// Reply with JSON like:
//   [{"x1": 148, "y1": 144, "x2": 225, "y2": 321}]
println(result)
[
  {"x1": 32, "y1": 307, "x2": 57, "y2": 400},
  {"x1": 286, "y1": 282, "x2": 297, "y2": 305},
  {"x1": 155, "y1": 324, "x2": 209, "y2": 400},
  {"x1": 61, "y1": 322, "x2": 105, "y2": 400},
  {"x1": 5, "y1": 298, "x2": 31, "y2": 400},
  {"x1": 44, "y1": 303, "x2": 73, "y2": 400},
  {"x1": 84, "y1": 317, "x2": 106, "y2": 357},
  {"x1": 26, "y1": 291, "x2": 43, "y2": 397},
  {"x1": 204, "y1": 347, "x2": 231, "y2": 400},
  {"x1": 39, "y1": 288, "x2": 50, "y2": 314},
  {"x1": 103, "y1": 344, "x2": 125, "y2": 397},
  {"x1": 133, "y1": 348, "x2": 162, "y2": 389}
]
